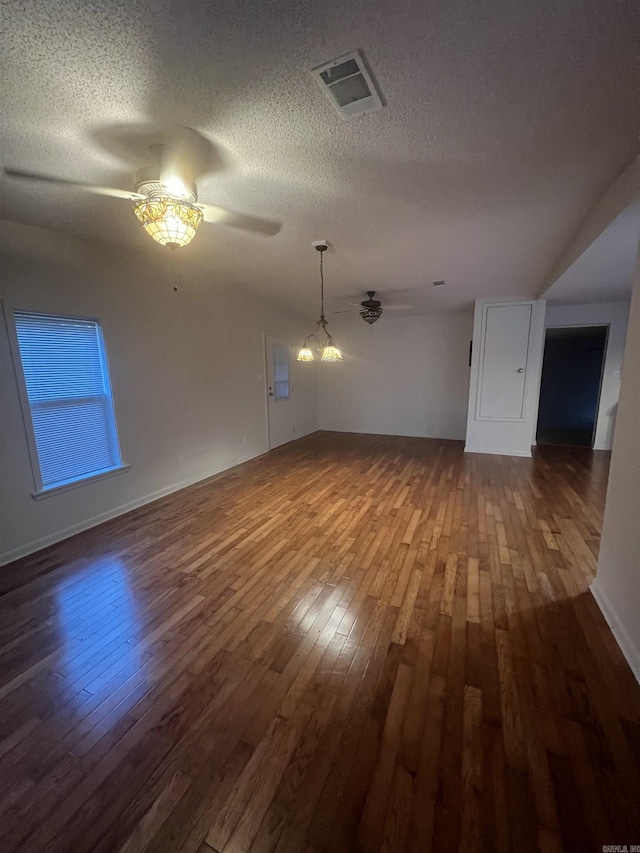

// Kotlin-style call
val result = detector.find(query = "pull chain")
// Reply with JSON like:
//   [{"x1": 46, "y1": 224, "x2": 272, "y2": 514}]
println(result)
[{"x1": 171, "y1": 247, "x2": 180, "y2": 292}]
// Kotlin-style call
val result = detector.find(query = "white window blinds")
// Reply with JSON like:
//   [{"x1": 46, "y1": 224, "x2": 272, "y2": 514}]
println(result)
[{"x1": 14, "y1": 312, "x2": 122, "y2": 491}]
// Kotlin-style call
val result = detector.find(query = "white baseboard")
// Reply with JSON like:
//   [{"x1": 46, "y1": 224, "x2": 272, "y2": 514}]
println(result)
[
  {"x1": 464, "y1": 445, "x2": 532, "y2": 458},
  {"x1": 0, "y1": 451, "x2": 264, "y2": 568},
  {"x1": 590, "y1": 578, "x2": 640, "y2": 684},
  {"x1": 318, "y1": 427, "x2": 466, "y2": 441}
]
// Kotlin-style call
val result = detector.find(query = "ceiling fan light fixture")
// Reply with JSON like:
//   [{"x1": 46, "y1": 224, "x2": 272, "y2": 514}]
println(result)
[
  {"x1": 359, "y1": 305, "x2": 382, "y2": 324},
  {"x1": 133, "y1": 198, "x2": 203, "y2": 248}
]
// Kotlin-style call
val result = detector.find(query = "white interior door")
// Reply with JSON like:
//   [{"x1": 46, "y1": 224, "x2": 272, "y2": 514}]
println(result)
[
  {"x1": 265, "y1": 335, "x2": 296, "y2": 449},
  {"x1": 465, "y1": 298, "x2": 546, "y2": 456},
  {"x1": 477, "y1": 303, "x2": 532, "y2": 420}
]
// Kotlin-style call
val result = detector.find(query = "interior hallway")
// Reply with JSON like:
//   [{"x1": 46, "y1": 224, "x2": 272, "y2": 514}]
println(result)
[{"x1": 0, "y1": 432, "x2": 638, "y2": 852}]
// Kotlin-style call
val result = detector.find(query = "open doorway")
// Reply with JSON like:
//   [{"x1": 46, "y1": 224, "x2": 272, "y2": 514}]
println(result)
[{"x1": 536, "y1": 325, "x2": 608, "y2": 447}]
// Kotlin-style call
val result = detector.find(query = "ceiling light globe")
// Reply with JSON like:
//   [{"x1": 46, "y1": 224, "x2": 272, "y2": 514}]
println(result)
[
  {"x1": 133, "y1": 198, "x2": 203, "y2": 248},
  {"x1": 360, "y1": 306, "x2": 382, "y2": 324},
  {"x1": 297, "y1": 347, "x2": 315, "y2": 362},
  {"x1": 321, "y1": 345, "x2": 342, "y2": 362}
]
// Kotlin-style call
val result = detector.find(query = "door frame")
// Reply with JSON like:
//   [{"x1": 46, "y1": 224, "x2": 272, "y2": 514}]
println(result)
[
  {"x1": 262, "y1": 333, "x2": 270, "y2": 450},
  {"x1": 536, "y1": 322, "x2": 610, "y2": 448}
]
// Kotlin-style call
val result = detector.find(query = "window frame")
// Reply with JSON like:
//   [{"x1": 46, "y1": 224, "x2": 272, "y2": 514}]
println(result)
[
  {"x1": 3, "y1": 303, "x2": 129, "y2": 500},
  {"x1": 271, "y1": 341, "x2": 291, "y2": 401}
]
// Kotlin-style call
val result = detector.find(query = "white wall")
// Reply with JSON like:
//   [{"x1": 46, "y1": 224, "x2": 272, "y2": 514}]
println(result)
[
  {"x1": 0, "y1": 224, "x2": 317, "y2": 565},
  {"x1": 591, "y1": 259, "x2": 640, "y2": 682},
  {"x1": 540, "y1": 156, "x2": 640, "y2": 293},
  {"x1": 544, "y1": 301, "x2": 630, "y2": 449},
  {"x1": 318, "y1": 312, "x2": 473, "y2": 440}
]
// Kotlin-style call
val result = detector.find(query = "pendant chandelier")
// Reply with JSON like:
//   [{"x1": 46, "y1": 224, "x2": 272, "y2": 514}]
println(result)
[{"x1": 297, "y1": 243, "x2": 342, "y2": 363}]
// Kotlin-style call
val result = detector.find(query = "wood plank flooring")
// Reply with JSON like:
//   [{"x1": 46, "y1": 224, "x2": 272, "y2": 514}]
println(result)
[{"x1": 0, "y1": 431, "x2": 639, "y2": 852}]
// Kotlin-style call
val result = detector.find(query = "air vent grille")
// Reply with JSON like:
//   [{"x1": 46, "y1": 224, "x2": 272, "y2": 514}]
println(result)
[
  {"x1": 312, "y1": 51, "x2": 383, "y2": 119},
  {"x1": 329, "y1": 74, "x2": 372, "y2": 107},
  {"x1": 319, "y1": 58, "x2": 360, "y2": 85}
]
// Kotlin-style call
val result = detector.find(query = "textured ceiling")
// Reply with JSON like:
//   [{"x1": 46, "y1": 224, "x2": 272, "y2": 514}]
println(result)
[
  {"x1": 544, "y1": 202, "x2": 640, "y2": 304},
  {"x1": 2, "y1": 0, "x2": 639, "y2": 316}
]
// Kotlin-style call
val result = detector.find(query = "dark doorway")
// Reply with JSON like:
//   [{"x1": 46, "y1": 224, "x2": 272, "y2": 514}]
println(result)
[{"x1": 536, "y1": 325, "x2": 608, "y2": 447}]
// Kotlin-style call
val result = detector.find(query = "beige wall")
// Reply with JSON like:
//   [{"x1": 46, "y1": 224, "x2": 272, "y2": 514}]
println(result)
[
  {"x1": 0, "y1": 224, "x2": 317, "y2": 565},
  {"x1": 591, "y1": 252, "x2": 640, "y2": 682}
]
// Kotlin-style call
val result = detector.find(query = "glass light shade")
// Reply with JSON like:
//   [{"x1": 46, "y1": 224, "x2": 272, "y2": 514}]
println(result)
[
  {"x1": 360, "y1": 306, "x2": 382, "y2": 325},
  {"x1": 133, "y1": 199, "x2": 204, "y2": 248},
  {"x1": 321, "y1": 345, "x2": 342, "y2": 362},
  {"x1": 297, "y1": 346, "x2": 315, "y2": 362}
]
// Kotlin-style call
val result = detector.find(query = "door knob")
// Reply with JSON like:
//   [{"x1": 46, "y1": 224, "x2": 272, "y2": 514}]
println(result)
[{"x1": 516, "y1": 368, "x2": 524, "y2": 373}]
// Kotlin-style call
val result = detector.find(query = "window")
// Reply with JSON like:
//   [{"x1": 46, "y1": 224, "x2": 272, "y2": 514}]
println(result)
[
  {"x1": 13, "y1": 311, "x2": 124, "y2": 495},
  {"x1": 272, "y1": 342, "x2": 290, "y2": 400}
]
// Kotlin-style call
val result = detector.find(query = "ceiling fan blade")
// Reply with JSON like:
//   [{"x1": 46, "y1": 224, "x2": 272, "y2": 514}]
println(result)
[
  {"x1": 198, "y1": 202, "x2": 281, "y2": 236},
  {"x1": 331, "y1": 309, "x2": 358, "y2": 314},
  {"x1": 90, "y1": 124, "x2": 225, "y2": 180},
  {"x1": 152, "y1": 144, "x2": 192, "y2": 196},
  {"x1": 4, "y1": 168, "x2": 144, "y2": 200}
]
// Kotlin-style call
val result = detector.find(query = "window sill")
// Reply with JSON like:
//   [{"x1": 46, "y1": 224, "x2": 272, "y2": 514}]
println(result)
[{"x1": 31, "y1": 464, "x2": 131, "y2": 500}]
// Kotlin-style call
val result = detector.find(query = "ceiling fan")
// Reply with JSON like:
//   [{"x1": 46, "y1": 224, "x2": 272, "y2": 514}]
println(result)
[
  {"x1": 4, "y1": 135, "x2": 281, "y2": 249},
  {"x1": 332, "y1": 291, "x2": 414, "y2": 324}
]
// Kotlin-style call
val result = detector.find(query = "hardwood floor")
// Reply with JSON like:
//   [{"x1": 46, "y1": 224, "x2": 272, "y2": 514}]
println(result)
[{"x1": 0, "y1": 432, "x2": 638, "y2": 853}]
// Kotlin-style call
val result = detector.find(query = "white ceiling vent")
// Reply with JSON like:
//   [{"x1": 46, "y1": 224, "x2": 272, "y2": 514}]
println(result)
[{"x1": 312, "y1": 51, "x2": 384, "y2": 119}]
